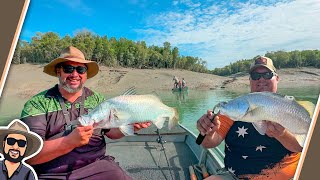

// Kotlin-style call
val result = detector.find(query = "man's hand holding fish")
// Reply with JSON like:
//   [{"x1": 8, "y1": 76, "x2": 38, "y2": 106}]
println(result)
[
  {"x1": 134, "y1": 122, "x2": 152, "y2": 132},
  {"x1": 104, "y1": 122, "x2": 152, "y2": 139},
  {"x1": 196, "y1": 56, "x2": 315, "y2": 180},
  {"x1": 66, "y1": 125, "x2": 94, "y2": 148},
  {"x1": 265, "y1": 121, "x2": 286, "y2": 138},
  {"x1": 197, "y1": 110, "x2": 221, "y2": 147},
  {"x1": 20, "y1": 46, "x2": 153, "y2": 179}
]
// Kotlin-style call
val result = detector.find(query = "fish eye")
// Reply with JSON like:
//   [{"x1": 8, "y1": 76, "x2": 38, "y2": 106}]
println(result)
[{"x1": 285, "y1": 95, "x2": 295, "y2": 100}]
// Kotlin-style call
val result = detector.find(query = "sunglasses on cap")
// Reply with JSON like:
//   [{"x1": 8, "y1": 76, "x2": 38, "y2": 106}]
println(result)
[
  {"x1": 60, "y1": 65, "x2": 88, "y2": 74},
  {"x1": 6, "y1": 137, "x2": 27, "y2": 147},
  {"x1": 250, "y1": 71, "x2": 277, "y2": 80}
]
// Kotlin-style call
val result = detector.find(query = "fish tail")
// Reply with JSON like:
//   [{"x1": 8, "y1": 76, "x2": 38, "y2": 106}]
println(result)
[
  {"x1": 169, "y1": 108, "x2": 179, "y2": 130},
  {"x1": 297, "y1": 101, "x2": 315, "y2": 117},
  {"x1": 295, "y1": 134, "x2": 307, "y2": 147}
]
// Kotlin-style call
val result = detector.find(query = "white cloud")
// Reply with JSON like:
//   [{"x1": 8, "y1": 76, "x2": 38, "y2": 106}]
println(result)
[
  {"x1": 137, "y1": 0, "x2": 320, "y2": 69},
  {"x1": 180, "y1": 0, "x2": 202, "y2": 8},
  {"x1": 172, "y1": 0, "x2": 202, "y2": 8},
  {"x1": 72, "y1": 28, "x2": 96, "y2": 36},
  {"x1": 58, "y1": 0, "x2": 92, "y2": 16}
]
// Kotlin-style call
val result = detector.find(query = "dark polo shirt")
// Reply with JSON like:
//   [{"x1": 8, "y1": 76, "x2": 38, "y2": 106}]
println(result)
[
  {"x1": 20, "y1": 85, "x2": 106, "y2": 174},
  {"x1": 0, "y1": 160, "x2": 36, "y2": 180}
]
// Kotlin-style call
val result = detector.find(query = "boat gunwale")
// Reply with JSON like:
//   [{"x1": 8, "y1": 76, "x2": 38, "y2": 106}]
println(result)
[{"x1": 178, "y1": 123, "x2": 225, "y2": 168}]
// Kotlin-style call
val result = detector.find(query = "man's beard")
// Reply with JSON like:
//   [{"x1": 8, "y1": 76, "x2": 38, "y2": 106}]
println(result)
[
  {"x1": 59, "y1": 76, "x2": 84, "y2": 93},
  {"x1": 4, "y1": 150, "x2": 25, "y2": 163}
]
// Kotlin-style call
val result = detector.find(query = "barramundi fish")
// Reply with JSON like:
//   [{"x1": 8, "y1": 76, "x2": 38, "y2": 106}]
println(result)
[
  {"x1": 78, "y1": 94, "x2": 179, "y2": 136},
  {"x1": 214, "y1": 92, "x2": 314, "y2": 147}
]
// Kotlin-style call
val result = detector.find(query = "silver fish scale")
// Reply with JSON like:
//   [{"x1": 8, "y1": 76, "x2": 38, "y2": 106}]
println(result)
[
  {"x1": 223, "y1": 92, "x2": 311, "y2": 134},
  {"x1": 107, "y1": 95, "x2": 175, "y2": 125}
]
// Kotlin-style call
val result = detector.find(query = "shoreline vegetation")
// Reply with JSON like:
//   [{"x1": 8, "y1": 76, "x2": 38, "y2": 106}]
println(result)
[
  {"x1": 9, "y1": 32, "x2": 320, "y2": 97},
  {"x1": 13, "y1": 32, "x2": 320, "y2": 76},
  {"x1": 2, "y1": 64, "x2": 320, "y2": 99}
]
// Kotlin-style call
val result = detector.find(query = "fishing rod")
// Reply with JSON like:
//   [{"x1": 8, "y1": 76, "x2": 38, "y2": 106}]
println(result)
[{"x1": 156, "y1": 129, "x2": 174, "y2": 180}]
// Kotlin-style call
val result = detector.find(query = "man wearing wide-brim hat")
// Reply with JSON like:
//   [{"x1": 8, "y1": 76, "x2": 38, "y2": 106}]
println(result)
[
  {"x1": 20, "y1": 46, "x2": 151, "y2": 179},
  {"x1": 0, "y1": 119, "x2": 42, "y2": 180}
]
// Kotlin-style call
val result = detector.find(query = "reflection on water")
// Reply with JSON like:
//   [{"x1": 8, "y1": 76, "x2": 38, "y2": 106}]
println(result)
[{"x1": 172, "y1": 91, "x2": 188, "y2": 104}]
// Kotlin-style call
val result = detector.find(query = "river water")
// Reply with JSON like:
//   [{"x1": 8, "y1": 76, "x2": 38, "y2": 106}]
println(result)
[
  {"x1": 0, "y1": 86, "x2": 319, "y2": 130},
  {"x1": 0, "y1": 86, "x2": 318, "y2": 160}
]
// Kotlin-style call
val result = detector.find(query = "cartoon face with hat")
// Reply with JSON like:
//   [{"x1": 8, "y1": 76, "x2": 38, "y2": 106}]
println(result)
[{"x1": 0, "y1": 119, "x2": 43, "y2": 180}]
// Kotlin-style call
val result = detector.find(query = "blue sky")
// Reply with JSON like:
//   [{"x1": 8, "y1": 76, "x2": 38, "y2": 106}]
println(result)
[{"x1": 20, "y1": 0, "x2": 320, "y2": 69}]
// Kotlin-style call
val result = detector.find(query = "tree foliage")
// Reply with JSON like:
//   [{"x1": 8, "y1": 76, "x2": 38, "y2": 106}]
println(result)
[
  {"x1": 12, "y1": 31, "x2": 208, "y2": 73},
  {"x1": 12, "y1": 31, "x2": 320, "y2": 75},
  {"x1": 211, "y1": 50, "x2": 320, "y2": 76}
]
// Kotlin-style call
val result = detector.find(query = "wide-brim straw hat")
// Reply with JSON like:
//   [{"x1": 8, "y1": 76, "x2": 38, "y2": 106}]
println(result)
[
  {"x1": 43, "y1": 46, "x2": 99, "y2": 79},
  {"x1": 0, "y1": 119, "x2": 42, "y2": 157}
]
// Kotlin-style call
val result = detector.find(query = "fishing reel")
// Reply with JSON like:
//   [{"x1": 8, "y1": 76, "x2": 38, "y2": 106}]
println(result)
[
  {"x1": 156, "y1": 129, "x2": 167, "y2": 145},
  {"x1": 62, "y1": 123, "x2": 77, "y2": 136}
]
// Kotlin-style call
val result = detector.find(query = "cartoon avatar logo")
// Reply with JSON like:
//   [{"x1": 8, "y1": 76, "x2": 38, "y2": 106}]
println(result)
[{"x1": 0, "y1": 119, "x2": 43, "y2": 180}]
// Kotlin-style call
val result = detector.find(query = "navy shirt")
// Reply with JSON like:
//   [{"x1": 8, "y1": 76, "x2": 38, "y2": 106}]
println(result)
[
  {"x1": 224, "y1": 121, "x2": 293, "y2": 176},
  {"x1": 0, "y1": 160, "x2": 36, "y2": 180}
]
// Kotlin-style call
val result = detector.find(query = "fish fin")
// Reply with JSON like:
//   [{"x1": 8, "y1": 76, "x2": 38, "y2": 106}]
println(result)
[
  {"x1": 149, "y1": 91, "x2": 162, "y2": 102},
  {"x1": 154, "y1": 117, "x2": 167, "y2": 129},
  {"x1": 239, "y1": 103, "x2": 256, "y2": 122},
  {"x1": 122, "y1": 86, "x2": 137, "y2": 95},
  {"x1": 252, "y1": 120, "x2": 267, "y2": 135},
  {"x1": 114, "y1": 110, "x2": 131, "y2": 121},
  {"x1": 78, "y1": 115, "x2": 91, "y2": 126},
  {"x1": 297, "y1": 101, "x2": 315, "y2": 117},
  {"x1": 248, "y1": 101, "x2": 258, "y2": 111},
  {"x1": 168, "y1": 108, "x2": 179, "y2": 130},
  {"x1": 295, "y1": 134, "x2": 307, "y2": 147},
  {"x1": 151, "y1": 90, "x2": 160, "y2": 97},
  {"x1": 119, "y1": 125, "x2": 135, "y2": 136}
]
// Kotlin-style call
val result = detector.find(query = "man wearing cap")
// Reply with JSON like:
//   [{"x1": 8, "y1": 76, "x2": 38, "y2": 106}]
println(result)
[
  {"x1": 197, "y1": 56, "x2": 304, "y2": 179},
  {"x1": 20, "y1": 46, "x2": 150, "y2": 179},
  {"x1": 0, "y1": 119, "x2": 43, "y2": 180}
]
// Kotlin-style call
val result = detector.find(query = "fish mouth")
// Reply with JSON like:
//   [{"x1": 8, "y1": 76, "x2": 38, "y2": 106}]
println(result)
[{"x1": 213, "y1": 101, "x2": 227, "y2": 114}]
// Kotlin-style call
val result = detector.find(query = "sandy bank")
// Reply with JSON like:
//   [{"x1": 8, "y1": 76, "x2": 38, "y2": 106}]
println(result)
[{"x1": 1, "y1": 64, "x2": 320, "y2": 99}]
